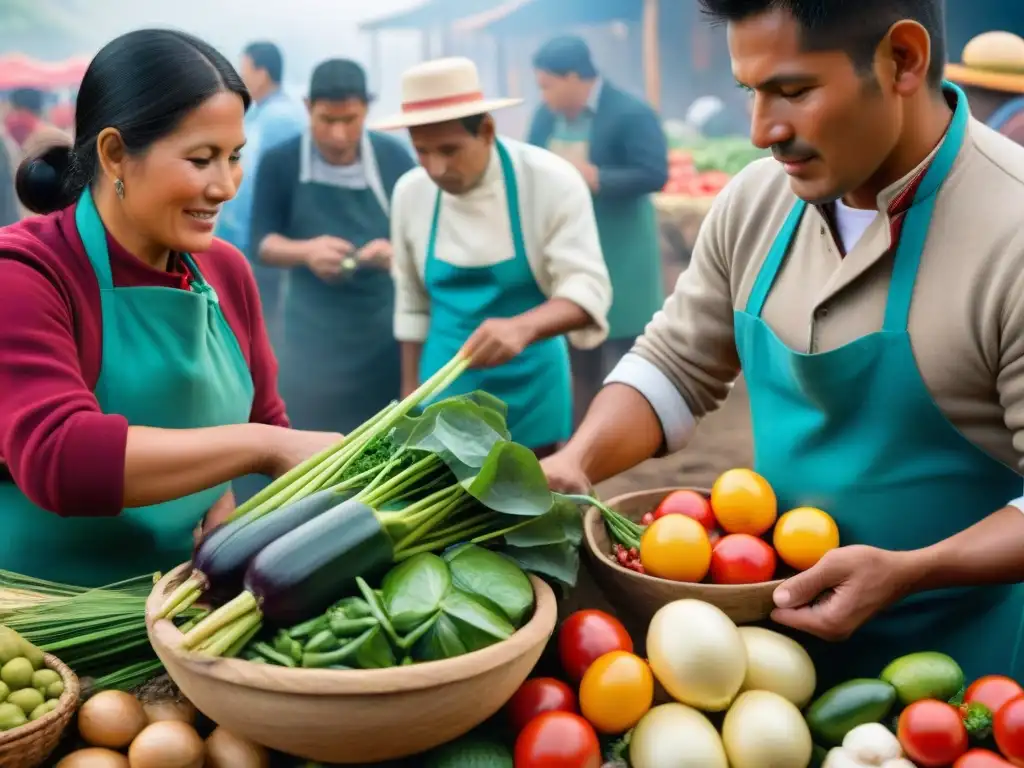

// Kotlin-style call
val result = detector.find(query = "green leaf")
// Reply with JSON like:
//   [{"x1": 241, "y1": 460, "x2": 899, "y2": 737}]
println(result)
[
  {"x1": 353, "y1": 626, "x2": 397, "y2": 669},
  {"x1": 441, "y1": 589, "x2": 515, "y2": 641},
  {"x1": 381, "y1": 553, "x2": 452, "y2": 633},
  {"x1": 445, "y1": 545, "x2": 534, "y2": 627},
  {"x1": 501, "y1": 541, "x2": 581, "y2": 588},
  {"x1": 331, "y1": 596, "x2": 373, "y2": 620},
  {"x1": 392, "y1": 397, "x2": 510, "y2": 476},
  {"x1": 412, "y1": 613, "x2": 468, "y2": 661},
  {"x1": 462, "y1": 441, "x2": 553, "y2": 517},
  {"x1": 503, "y1": 498, "x2": 583, "y2": 548}
]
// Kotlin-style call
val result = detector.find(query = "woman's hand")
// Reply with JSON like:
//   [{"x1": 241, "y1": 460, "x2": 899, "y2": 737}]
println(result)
[{"x1": 261, "y1": 427, "x2": 343, "y2": 479}]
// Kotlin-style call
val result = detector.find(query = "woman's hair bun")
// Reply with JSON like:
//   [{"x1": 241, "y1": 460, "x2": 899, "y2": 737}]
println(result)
[{"x1": 14, "y1": 130, "x2": 76, "y2": 215}]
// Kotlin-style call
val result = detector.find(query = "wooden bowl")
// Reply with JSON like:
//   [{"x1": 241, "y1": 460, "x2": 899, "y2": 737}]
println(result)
[
  {"x1": 584, "y1": 487, "x2": 784, "y2": 626},
  {"x1": 0, "y1": 653, "x2": 80, "y2": 768},
  {"x1": 146, "y1": 563, "x2": 557, "y2": 763}
]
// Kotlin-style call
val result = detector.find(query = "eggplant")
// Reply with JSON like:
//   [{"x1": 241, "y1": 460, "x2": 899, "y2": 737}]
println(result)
[
  {"x1": 194, "y1": 489, "x2": 347, "y2": 600},
  {"x1": 244, "y1": 499, "x2": 395, "y2": 624}
]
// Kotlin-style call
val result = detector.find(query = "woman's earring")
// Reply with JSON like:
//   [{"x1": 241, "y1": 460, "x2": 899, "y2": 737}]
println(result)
[{"x1": 114, "y1": 178, "x2": 125, "y2": 199}]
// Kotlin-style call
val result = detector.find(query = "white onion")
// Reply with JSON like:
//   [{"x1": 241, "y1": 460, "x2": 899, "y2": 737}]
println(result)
[
  {"x1": 738, "y1": 626, "x2": 816, "y2": 708},
  {"x1": 630, "y1": 703, "x2": 728, "y2": 768},
  {"x1": 722, "y1": 690, "x2": 813, "y2": 768},
  {"x1": 646, "y1": 599, "x2": 746, "y2": 711}
]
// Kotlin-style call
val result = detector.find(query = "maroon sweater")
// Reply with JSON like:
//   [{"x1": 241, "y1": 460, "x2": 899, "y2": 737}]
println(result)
[{"x1": 0, "y1": 204, "x2": 288, "y2": 518}]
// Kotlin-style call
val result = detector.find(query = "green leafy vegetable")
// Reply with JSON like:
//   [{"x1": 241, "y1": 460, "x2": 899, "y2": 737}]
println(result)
[
  {"x1": 382, "y1": 554, "x2": 452, "y2": 633},
  {"x1": 444, "y1": 545, "x2": 534, "y2": 627}
]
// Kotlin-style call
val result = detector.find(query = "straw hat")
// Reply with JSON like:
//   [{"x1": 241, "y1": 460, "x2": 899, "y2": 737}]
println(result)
[
  {"x1": 372, "y1": 57, "x2": 522, "y2": 131},
  {"x1": 946, "y1": 31, "x2": 1024, "y2": 94}
]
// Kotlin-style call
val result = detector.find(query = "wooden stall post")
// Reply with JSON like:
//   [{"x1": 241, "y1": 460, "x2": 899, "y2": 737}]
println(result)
[{"x1": 642, "y1": 0, "x2": 661, "y2": 110}]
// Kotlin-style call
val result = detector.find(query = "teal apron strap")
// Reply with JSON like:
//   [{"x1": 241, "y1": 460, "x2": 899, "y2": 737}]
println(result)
[
  {"x1": 180, "y1": 253, "x2": 218, "y2": 304},
  {"x1": 74, "y1": 189, "x2": 114, "y2": 290},
  {"x1": 883, "y1": 80, "x2": 970, "y2": 332},
  {"x1": 744, "y1": 199, "x2": 807, "y2": 317},
  {"x1": 495, "y1": 140, "x2": 529, "y2": 260}
]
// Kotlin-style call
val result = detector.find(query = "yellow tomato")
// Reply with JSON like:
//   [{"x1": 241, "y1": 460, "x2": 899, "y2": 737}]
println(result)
[
  {"x1": 710, "y1": 469, "x2": 777, "y2": 536},
  {"x1": 640, "y1": 515, "x2": 711, "y2": 582},
  {"x1": 579, "y1": 651, "x2": 654, "y2": 734},
  {"x1": 773, "y1": 507, "x2": 840, "y2": 571}
]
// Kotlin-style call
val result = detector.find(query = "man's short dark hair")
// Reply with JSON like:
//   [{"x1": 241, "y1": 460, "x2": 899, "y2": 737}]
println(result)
[
  {"x1": 308, "y1": 59, "x2": 371, "y2": 105},
  {"x1": 698, "y1": 0, "x2": 946, "y2": 87},
  {"x1": 10, "y1": 88, "x2": 43, "y2": 115},
  {"x1": 532, "y1": 36, "x2": 598, "y2": 80},
  {"x1": 243, "y1": 41, "x2": 284, "y2": 84}
]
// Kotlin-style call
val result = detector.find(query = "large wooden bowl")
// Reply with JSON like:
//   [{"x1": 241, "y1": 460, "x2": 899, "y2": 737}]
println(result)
[
  {"x1": 146, "y1": 563, "x2": 557, "y2": 763},
  {"x1": 584, "y1": 487, "x2": 784, "y2": 626}
]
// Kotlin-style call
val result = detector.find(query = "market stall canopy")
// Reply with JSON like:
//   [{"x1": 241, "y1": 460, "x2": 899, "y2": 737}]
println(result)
[
  {"x1": 360, "y1": 0, "x2": 507, "y2": 31},
  {"x1": 455, "y1": 0, "x2": 641, "y2": 36},
  {"x1": 0, "y1": 54, "x2": 87, "y2": 90}
]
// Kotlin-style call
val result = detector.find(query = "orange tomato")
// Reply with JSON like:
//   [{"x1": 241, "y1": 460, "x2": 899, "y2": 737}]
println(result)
[
  {"x1": 710, "y1": 469, "x2": 777, "y2": 536},
  {"x1": 578, "y1": 651, "x2": 654, "y2": 734},
  {"x1": 773, "y1": 507, "x2": 840, "y2": 571},
  {"x1": 639, "y1": 515, "x2": 711, "y2": 582}
]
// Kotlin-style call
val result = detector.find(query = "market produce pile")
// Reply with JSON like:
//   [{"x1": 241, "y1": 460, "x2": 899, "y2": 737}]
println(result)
[
  {"x1": 594, "y1": 468, "x2": 840, "y2": 584},
  {"x1": 0, "y1": 625, "x2": 65, "y2": 730},
  {"x1": 492, "y1": 599, "x2": 1024, "y2": 768},
  {"x1": 661, "y1": 136, "x2": 768, "y2": 197},
  {"x1": 155, "y1": 353, "x2": 594, "y2": 667}
]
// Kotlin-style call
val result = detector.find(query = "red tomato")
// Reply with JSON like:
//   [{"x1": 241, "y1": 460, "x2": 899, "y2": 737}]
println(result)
[
  {"x1": 506, "y1": 677, "x2": 577, "y2": 733},
  {"x1": 898, "y1": 700, "x2": 969, "y2": 767},
  {"x1": 955, "y1": 749, "x2": 1015, "y2": 768},
  {"x1": 653, "y1": 490, "x2": 716, "y2": 530},
  {"x1": 966, "y1": 676, "x2": 1024, "y2": 718},
  {"x1": 558, "y1": 610, "x2": 633, "y2": 682},
  {"x1": 994, "y1": 695, "x2": 1024, "y2": 765},
  {"x1": 709, "y1": 534, "x2": 777, "y2": 584},
  {"x1": 514, "y1": 711, "x2": 602, "y2": 768}
]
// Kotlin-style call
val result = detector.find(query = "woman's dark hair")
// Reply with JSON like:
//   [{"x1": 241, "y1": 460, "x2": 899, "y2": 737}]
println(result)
[{"x1": 15, "y1": 28, "x2": 250, "y2": 215}]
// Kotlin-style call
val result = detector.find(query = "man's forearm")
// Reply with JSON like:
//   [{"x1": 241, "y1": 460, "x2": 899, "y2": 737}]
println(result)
[
  {"x1": 400, "y1": 341, "x2": 423, "y2": 397},
  {"x1": 909, "y1": 506, "x2": 1024, "y2": 591},
  {"x1": 258, "y1": 234, "x2": 310, "y2": 269},
  {"x1": 561, "y1": 384, "x2": 664, "y2": 484},
  {"x1": 518, "y1": 298, "x2": 593, "y2": 343}
]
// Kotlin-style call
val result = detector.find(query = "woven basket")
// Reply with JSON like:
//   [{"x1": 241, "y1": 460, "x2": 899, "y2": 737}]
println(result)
[{"x1": 0, "y1": 653, "x2": 80, "y2": 768}]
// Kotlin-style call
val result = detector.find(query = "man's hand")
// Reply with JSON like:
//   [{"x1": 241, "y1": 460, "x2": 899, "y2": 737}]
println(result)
[
  {"x1": 573, "y1": 161, "x2": 600, "y2": 192},
  {"x1": 541, "y1": 451, "x2": 592, "y2": 494},
  {"x1": 770, "y1": 545, "x2": 920, "y2": 641},
  {"x1": 193, "y1": 489, "x2": 236, "y2": 547},
  {"x1": 462, "y1": 317, "x2": 536, "y2": 368},
  {"x1": 358, "y1": 239, "x2": 393, "y2": 271},
  {"x1": 305, "y1": 235, "x2": 355, "y2": 282}
]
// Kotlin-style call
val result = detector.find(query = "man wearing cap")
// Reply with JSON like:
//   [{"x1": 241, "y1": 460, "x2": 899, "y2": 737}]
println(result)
[
  {"x1": 377, "y1": 57, "x2": 612, "y2": 457},
  {"x1": 249, "y1": 59, "x2": 415, "y2": 435},
  {"x1": 527, "y1": 36, "x2": 668, "y2": 426},
  {"x1": 947, "y1": 31, "x2": 1024, "y2": 145}
]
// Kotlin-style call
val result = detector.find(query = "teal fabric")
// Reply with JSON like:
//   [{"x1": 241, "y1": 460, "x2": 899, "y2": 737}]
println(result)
[
  {"x1": 418, "y1": 140, "x2": 572, "y2": 449},
  {"x1": 738, "y1": 83, "x2": 1024, "y2": 688},
  {"x1": 0, "y1": 189, "x2": 255, "y2": 586}
]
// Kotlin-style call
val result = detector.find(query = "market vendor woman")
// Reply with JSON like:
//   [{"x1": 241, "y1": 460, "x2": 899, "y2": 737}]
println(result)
[
  {"x1": 0, "y1": 30, "x2": 339, "y2": 587},
  {"x1": 544, "y1": 0, "x2": 1024, "y2": 687},
  {"x1": 380, "y1": 58, "x2": 612, "y2": 457}
]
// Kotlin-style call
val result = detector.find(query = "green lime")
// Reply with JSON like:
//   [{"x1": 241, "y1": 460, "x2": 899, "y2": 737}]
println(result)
[{"x1": 880, "y1": 651, "x2": 964, "y2": 706}]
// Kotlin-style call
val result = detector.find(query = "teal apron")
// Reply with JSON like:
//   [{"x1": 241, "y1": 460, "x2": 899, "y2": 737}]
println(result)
[
  {"x1": 739, "y1": 82, "x2": 1024, "y2": 689},
  {"x1": 547, "y1": 117, "x2": 663, "y2": 341},
  {"x1": 418, "y1": 140, "x2": 572, "y2": 449},
  {"x1": 0, "y1": 189, "x2": 255, "y2": 587}
]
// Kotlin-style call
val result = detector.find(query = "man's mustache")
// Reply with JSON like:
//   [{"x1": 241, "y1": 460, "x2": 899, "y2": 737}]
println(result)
[{"x1": 772, "y1": 140, "x2": 818, "y2": 163}]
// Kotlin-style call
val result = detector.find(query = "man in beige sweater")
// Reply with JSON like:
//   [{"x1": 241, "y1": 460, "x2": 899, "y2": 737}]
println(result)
[{"x1": 546, "y1": 0, "x2": 1024, "y2": 687}]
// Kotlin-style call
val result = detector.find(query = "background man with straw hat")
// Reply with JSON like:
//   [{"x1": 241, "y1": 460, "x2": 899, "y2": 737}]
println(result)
[
  {"x1": 376, "y1": 57, "x2": 612, "y2": 458},
  {"x1": 947, "y1": 31, "x2": 1024, "y2": 144}
]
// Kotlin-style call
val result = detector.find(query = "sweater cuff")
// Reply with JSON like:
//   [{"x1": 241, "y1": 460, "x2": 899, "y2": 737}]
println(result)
[
  {"x1": 605, "y1": 352, "x2": 695, "y2": 454},
  {"x1": 55, "y1": 411, "x2": 128, "y2": 518},
  {"x1": 394, "y1": 312, "x2": 429, "y2": 343}
]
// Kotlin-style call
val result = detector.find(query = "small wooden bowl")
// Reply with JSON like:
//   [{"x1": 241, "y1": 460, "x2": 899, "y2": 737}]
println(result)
[
  {"x1": 584, "y1": 487, "x2": 784, "y2": 626},
  {"x1": 146, "y1": 563, "x2": 557, "y2": 763},
  {"x1": 0, "y1": 653, "x2": 80, "y2": 768}
]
